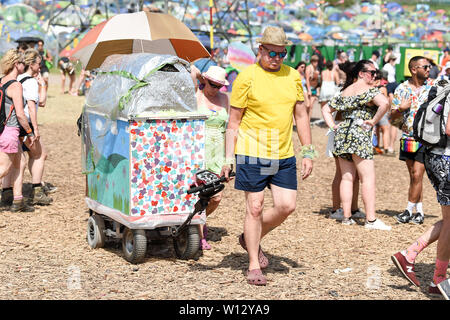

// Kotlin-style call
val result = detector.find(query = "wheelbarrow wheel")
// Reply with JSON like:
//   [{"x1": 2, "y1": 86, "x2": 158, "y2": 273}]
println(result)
[
  {"x1": 122, "y1": 228, "x2": 147, "y2": 264},
  {"x1": 87, "y1": 214, "x2": 106, "y2": 249},
  {"x1": 174, "y1": 225, "x2": 200, "y2": 260}
]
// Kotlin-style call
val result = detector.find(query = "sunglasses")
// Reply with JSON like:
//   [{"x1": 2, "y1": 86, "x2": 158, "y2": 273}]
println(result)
[
  {"x1": 363, "y1": 69, "x2": 377, "y2": 77},
  {"x1": 416, "y1": 64, "x2": 431, "y2": 70},
  {"x1": 262, "y1": 45, "x2": 287, "y2": 59},
  {"x1": 207, "y1": 80, "x2": 223, "y2": 89}
]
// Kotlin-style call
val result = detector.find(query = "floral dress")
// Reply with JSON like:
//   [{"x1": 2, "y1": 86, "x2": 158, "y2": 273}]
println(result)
[{"x1": 329, "y1": 87, "x2": 380, "y2": 161}]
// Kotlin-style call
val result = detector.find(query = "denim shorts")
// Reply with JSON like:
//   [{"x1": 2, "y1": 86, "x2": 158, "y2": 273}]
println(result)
[{"x1": 234, "y1": 155, "x2": 297, "y2": 192}]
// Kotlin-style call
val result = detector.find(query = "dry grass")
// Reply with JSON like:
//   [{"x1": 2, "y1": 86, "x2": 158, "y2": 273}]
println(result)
[{"x1": 0, "y1": 74, "x2": 446, "y2": 300}]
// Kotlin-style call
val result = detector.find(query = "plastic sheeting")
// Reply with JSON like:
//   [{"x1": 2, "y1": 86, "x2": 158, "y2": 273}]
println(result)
[{"x1": 85, "y1": 53, "x2": 198, "y2": 120}]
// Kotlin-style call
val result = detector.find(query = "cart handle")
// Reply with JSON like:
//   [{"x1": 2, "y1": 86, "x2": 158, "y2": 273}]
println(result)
[{"x1": 187, "y1": 172, "x2": 235, "y2": 194}]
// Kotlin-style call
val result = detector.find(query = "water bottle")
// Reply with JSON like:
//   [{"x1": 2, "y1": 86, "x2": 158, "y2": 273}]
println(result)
[{"x1": 426, "y1": 103, "x2": 443, "y2": 123}]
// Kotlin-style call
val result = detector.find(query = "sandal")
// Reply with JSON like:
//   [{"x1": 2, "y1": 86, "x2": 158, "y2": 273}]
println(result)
[
  {"x1": 200, "y1": 238, "x2": 211, "y2": 250},
  {"x1": 246, "y1": 269, "x2": 267, "y2": 286},
  {"x1": 239, "y1": 233, "x2": 269, "y2": 269}
]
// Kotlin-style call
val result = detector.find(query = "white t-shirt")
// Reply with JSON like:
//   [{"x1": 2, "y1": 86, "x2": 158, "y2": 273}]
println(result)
[
  {"x1": 17, "y1": 73, "x2": 39, "y2": 122},
  {"x1": 382, "y1": 63, "x2": 396, "y2": 83}
]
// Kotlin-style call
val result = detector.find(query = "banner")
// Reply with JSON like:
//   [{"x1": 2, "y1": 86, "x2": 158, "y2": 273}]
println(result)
[{"x1": 403, "y1": 48, "x2": 440, "y2": 77}]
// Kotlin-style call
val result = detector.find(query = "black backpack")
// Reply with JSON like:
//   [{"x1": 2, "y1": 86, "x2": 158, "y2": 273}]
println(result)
[{"x1": 0, "y1": 78, "x2": 18, "y2": 135}]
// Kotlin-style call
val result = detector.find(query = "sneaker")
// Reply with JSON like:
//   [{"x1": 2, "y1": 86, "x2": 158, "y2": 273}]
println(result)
[
  {"x1": 429, "y1": 282, "x2": 441, "y2": 295},
  {"x1": 410, "y1": 213, "x2": 424, "y2": 225},
  {"x1": 330, "y1": 208, "x2": 344, "y2": 220},
  {"x1": 42, "y1": 182, "x2": 58, "y2": 194},
  {"x1": 437, "y1": 279, "x2": 450, "y2": 300},
  {"x1": 390, "y1": 251, "x2": 420, "y2": 286},
  {"x1": 10, "y1": 199, "x2": 35, "y2": 212},
  {"x1": 342, "y1": 217, "x2": 356, "y2": 225},
  {"x1": 351, "y1": 208, "x2": 366, "y2": 219},
  {"x1": 32, "y1": 186, "x2": 53, "y2": 205},
  {"x1": 365, "y1": 219, "x2": 391, "y2": 231},
  {"x1": 395, "y1": 210, "x2": 412, "y2": 224}
]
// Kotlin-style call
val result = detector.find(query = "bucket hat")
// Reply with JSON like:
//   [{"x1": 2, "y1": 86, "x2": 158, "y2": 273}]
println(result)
[
  {"x1": 202, "y1": 65, "x2": 229, "y2": 86},
  {"x1": 256, "y1": 26, "x2": 292, "y2": 46}
]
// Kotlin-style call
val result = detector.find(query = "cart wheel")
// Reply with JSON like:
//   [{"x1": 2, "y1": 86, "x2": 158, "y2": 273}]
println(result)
[
  {"x1": 122, "y1": 228, "x2": 147, "y2": 264},
  {"x1": 87, "y1": 214, "x2": 106, "y2": 249},
  {"x1": 174, "y1": 225, "x2": 200, "y2": 260}
]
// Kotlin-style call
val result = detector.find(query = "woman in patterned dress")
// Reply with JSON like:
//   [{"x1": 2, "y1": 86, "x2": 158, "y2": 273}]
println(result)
[
  {"x1": 191, "y1": 65, "x2": 230, "y2": 249},
  {"x1": 322, "y1": 60, "x2": 391, "y2": 230}
]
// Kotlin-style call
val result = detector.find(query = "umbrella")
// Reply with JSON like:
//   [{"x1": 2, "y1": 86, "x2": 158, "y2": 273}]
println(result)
[
  {"x1": 72, "y1": 11, "x2": 210, "y2": 70},
  {"x1": 227, "y1": 41, "x2": 256, "y2": 72}
]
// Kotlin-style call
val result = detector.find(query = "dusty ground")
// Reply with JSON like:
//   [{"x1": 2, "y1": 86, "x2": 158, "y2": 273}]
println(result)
[{"x1": 0, "y1": 74, "x2": 447, "y2": 300}]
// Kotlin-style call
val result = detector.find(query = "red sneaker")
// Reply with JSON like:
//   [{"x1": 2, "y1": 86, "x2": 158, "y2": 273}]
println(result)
[{"x1": 391, "y1": 251, "x2": 420, "y2": 287}]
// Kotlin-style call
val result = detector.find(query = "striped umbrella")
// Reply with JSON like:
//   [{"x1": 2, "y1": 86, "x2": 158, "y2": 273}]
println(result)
[{"x1": 72, "y1": 11, "x2": 210, "y2": 70}]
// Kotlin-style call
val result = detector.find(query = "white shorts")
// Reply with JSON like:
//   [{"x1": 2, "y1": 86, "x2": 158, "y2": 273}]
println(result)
[{"x1": 319, "y1": 81, "x2": 337, "y2": 102}]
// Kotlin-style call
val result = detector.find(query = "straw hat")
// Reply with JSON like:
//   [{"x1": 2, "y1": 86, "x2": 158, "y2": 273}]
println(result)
[
  {"x1": 256, "y1": 26, "x2": 292, "y2": 47},
  {"x1": 202, "y1": 65, "x2": 229, "y2": 86}
]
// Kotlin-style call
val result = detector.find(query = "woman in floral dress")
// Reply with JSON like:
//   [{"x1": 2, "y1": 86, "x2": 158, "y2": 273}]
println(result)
[{"x1": 322, "y1": 60, "x2": 391, "y2": 230}]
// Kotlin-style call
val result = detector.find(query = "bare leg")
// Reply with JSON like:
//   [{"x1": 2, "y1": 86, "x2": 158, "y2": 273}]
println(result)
[
  {"x1": 406, "y1": 160, "x2": 425, "y2": 203},
  {"x1": 437, "y1": 206, "x2": 450, "y2": 262},
  {"x1": 244, "y1": 190, "x2": 265, "y2": 271},
  {"x1": 338, "y1": 157, "x2": 356, "y2": 219},
  {"x1": 353, "y1": 155, "x2": 376, "y2": 221}
]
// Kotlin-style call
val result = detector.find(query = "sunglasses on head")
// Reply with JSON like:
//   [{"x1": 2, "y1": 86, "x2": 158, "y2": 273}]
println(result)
[
  {"x1": 262, "y1": 45, "x2": 287, "y2": 59},
  {"x1": 416, "y1": 64, "x2": 431, "y2": 70},
  {"x1": 207, "y1": 80, "x2": 223, "y2": 89}
]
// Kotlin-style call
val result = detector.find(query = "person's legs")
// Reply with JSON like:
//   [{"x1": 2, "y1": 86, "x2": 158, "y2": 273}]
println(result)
[
  {"x1": 331, "y1": 156, "x2": 341, "y2": 211},
  {"x1": 69, "y1": 73, "x2": 76, "y2": 95},
  {"x1": 25, "y1": 140, "x2": 52, "y2": 205},
  {"x1": 380, "y1": 125, "x2": 391, "y2": 152},
  {"x1": 244, "y1": 190, "x2": 265, "y2": 271},
  {"x1": 260, "y1": 184, "x2": 297, "y2": 239},
  {"x1": 353, "y1": 155, "x2": 376, "y2": 221},
  {"x1": 198, "y1": 191, "x2": 223, "y2": 250},
  {"x1": 338, "y1": 157, "x2": 356, "y2": 220},
  {"x1": 407, "y1": 159, "x2": 425, "y2": 204},
  {"x1": 389, "y1": 125, "x2": 398, "y2": 151},
  {"x1": 352, "y1": 172, "x2": 360, "y2": 211},
  {"x1": 0, "y1": 152, "x2": 14, "y2": 179},
  {"x1": 60, "y1": 71, "x2": 66, "y2": 94},
  {"x1": 434, "y1": 205, "x2": 450, "y2": 285}
]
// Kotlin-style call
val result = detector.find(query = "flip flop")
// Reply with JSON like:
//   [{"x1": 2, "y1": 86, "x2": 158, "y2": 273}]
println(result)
[
  {"x1": 246, "y1": 269, "x2": 267, "y2": 286},
  {"x1": 239, "y1": 233, "x2": 269, "y2": 269},
  {"x1": 200, "y1": 238, "x2": 211, "y2": 250}
]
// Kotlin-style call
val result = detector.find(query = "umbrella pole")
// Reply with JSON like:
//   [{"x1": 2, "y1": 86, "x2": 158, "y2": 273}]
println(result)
[{"x1": 210, "y1": 0, "x2": 214, "y2": 50}]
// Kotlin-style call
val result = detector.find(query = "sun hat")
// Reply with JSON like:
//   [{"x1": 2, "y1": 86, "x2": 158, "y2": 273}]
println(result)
[
  {"x1": 202, "y1": 65, "x2": 229, "y2": 86},
  {"x1": 256, "y1": 26, "x2": 292, "y2": 46},
  {"x1": 444, "y1": 61, "x2": 450, "y2": 71}
]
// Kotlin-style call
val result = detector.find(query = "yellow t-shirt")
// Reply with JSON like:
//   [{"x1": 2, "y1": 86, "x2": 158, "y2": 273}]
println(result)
[{"x1": 230, "y1": 63, "x2": 304, "y2": 159}]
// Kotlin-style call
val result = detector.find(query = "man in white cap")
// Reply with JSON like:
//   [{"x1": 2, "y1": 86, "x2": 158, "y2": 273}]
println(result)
[{"x1": 221, "y1": 26, "x2": 314, "y2": 285}]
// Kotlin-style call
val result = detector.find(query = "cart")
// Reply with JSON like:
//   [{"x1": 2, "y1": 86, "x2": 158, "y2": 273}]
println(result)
[{"x1": 80, "y1": 53, "x2": 214, "y2": 263}]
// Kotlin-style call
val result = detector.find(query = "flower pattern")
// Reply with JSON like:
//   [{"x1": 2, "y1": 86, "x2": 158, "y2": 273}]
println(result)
[
  {"x1": 329, "y1": 88, "x2": 380, "y2": 161},
  {"x1": 391, "y1": 79, "x2": 435, "y2": 138}
]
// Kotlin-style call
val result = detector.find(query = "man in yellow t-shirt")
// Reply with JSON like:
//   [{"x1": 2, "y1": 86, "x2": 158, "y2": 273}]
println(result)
[{"x1": 221, "y1": 26, "x2": 314, "y2": 286}]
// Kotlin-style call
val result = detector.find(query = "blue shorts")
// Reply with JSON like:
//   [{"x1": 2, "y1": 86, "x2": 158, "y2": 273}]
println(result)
[{"x1": 234, "y1": 155, "x2": 297, "y2": 192}]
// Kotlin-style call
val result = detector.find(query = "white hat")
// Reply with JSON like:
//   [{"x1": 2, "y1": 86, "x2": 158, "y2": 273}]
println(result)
[
  {"x1": 445, "y1": 62, "x2": 450, "y2": 71},
  {"x1": 202, "y1": 65, "x2": 229, "y2": 86}
]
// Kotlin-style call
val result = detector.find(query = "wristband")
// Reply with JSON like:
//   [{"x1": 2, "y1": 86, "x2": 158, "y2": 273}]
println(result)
[
  {"x1": 26, "y1": 128, "x2": 32, "y2": 134},
  {"x1": 298, "y1": 144, "x2": 318, "y2": 160}
]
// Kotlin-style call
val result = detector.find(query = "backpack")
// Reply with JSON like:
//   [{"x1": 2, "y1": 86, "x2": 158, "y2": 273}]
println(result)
[
  {"x1": 413, "y1": 79, "x2": 450, "y2": 148},
  {"x1": 0, "y1": 78, "x2": 18, "y2": 135}
]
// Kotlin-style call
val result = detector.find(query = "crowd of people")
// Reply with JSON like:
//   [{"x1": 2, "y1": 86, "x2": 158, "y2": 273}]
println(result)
[
  {"x1": 189, "y1": 26, "x2": 450, "y2": 297},
  {"x1": 2, "y1": 26, "x2": 450, "y2": 297},
  {"x1": 0, "y1": 46, "x2": 57, "y2": 213}
]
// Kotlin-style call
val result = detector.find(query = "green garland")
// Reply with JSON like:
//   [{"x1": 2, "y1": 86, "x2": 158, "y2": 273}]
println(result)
[{"x1": 298, "y1": 144, "x2": 318, "y2": 160}]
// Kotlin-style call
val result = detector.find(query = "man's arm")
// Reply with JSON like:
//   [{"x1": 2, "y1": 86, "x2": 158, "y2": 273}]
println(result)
[
  {"x1": 293, "y1": 100, "x2": 313, "y2": 179},
  {"x1": 221, "y1": 106, "x2": 245, "y2": 179}
]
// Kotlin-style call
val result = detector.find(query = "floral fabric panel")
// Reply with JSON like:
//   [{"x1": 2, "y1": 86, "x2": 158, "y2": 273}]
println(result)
[
  {"x1": 129, "y1": 118, "x2": 205, "y2": 216},
  {"x1": 329, "y1": 88, "x2": 380, "y2": 160},
  {"x1": 391, "y1": 79, "x2": 435, "y2": 138}
]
